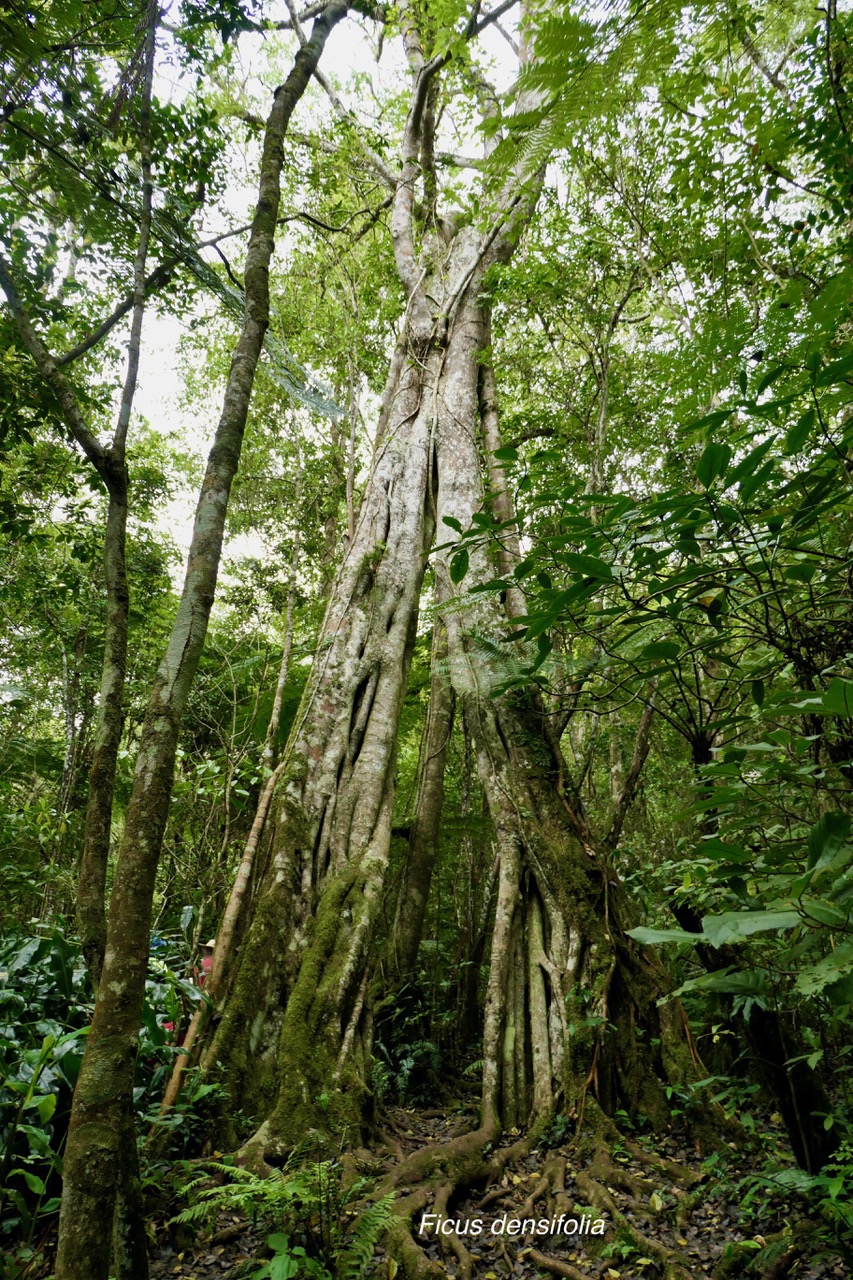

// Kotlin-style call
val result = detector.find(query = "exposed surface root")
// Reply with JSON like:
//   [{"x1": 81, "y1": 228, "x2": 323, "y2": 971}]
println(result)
[
  {"x1": 149, "y1": 1106, "x2": 847, "y2": 1280},
  {"x1": 528, "y1": 1249, "x2": 593, "y2": 1280}
]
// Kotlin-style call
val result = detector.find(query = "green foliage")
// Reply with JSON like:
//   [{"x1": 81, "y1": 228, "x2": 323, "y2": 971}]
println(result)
[
  {"x1": 0, "y1": 931, "x2": 90, "y2": 1254},
  {"x1": 739, "y1": 1128, "x2": 853, "y2": 1261},
  {"x1": 0, "y1": 923, "x2": 227, "y2": 1268},
  {"x1": 173, "y1": 1159, "x2": 392, "y2": 1279}
]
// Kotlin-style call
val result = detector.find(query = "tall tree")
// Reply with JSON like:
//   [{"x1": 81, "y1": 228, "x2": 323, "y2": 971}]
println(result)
[
  {"x1": 206, "y1": 0, "x2": 699, "y2": 1183},
  {"x1": 53, "y1": 6, "x2": 350, "y2": 1275}
]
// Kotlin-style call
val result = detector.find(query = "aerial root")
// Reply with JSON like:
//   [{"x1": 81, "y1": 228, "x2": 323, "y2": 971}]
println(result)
[
  {"x1": 377, "y1": 1124, "x2": 500, "y2": 1280},
  {"x1": 379, "y1": 1129, "x2": 406, "y2": 1161},
  {"x1": 385, "y1": 1187, "x2": 444, "y2": 1280},
  {"x1": 375, "y1": 1115, "x2": 707, "y2": 1280},
  {"x1": 623, "y1": 1137, "x2": 703, "y2": 1188},
  {"x1": 588, "y1": 1146, "x2": 655, "y2": 1203},
  {"x1": 520, "y1": 1151, "x2": 566, "y2": 1219}
]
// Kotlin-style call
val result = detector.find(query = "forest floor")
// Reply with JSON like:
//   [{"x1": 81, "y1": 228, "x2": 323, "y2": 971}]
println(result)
[{"x1": 148, "y1": 1104, "x2": 849, "y2": 1280}]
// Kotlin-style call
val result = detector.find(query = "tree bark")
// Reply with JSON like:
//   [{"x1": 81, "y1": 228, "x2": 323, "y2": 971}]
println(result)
[
  {"x1": 54, "y1": 7, "x2": 349, "y2": 1276},
  {"x1": 210, "y1": 0, "x2": 554, "y2": 1156},
  {"x1": 429, "y1": 272, "x2": 697, "y2": 1134},
  {"x1": 207, "y1": 322, "x2": 441, "y2": 1144},
  {"x1": 208, "y1": 0, "x2": 689, "y2": 1160},
  {"x1": 390, "y1": 614, "x2": 455, "y2": 980}
]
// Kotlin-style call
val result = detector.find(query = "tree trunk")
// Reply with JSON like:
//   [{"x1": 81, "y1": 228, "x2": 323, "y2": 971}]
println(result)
[
  {"x1": 431, "y1": 283, "x2": 698, "y2": 1135},
  {"x1": 157, "y1": 539, "x2": 301, "y2": 1120},
  {"x1": 76, "y1": 445, "x2": 130, "y2": 987},
  {"x1": 54, "y1": 8, "x2": 349, "y2": 1275},
  {"x1": 208, "y1": 323, "x2": 441, "y2": 1145},
  {"x1": 390, "y1": 613, "x2": 454, "y2": 981},
  {"x1": 212, "y1": 0, "x2": 550, "y2": 1137},
  {"x1": 210, "y1": 0, "x2": 690, "y2": 1160},
  {"x1": 215, "y1": 206, "x2": 534, "y2": 1157}
]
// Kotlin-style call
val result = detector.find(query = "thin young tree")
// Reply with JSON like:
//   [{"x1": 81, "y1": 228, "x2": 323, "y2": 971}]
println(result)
[
  {"x1": 53, "y1": 6, "x2": 350, "y2": 1275},
  {"x1": 0, "y1": 0, "x2": 158, "y2": 988}
]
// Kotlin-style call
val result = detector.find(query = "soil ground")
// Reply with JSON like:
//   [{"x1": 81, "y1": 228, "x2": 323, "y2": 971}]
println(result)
[{"x1": 148, "y1": 1105, "x2": 849, "y2": 1280}]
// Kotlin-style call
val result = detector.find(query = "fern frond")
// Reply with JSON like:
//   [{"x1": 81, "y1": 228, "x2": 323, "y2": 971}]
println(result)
[{"x1": 334, "y1": 1195, "x2": 394, "y2": 1280}]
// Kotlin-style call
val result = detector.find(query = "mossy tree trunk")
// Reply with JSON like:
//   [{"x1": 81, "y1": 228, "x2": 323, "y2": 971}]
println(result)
[
  {"x1": 210, "y1": 0, "x2": 689, "y2": 1158},
  {"x1": 212, "y1": 0, "x2": 554, "y2": 1157},
  {"x1": 390, "y1": 612, "x2": 454, "y2": 982},
  {"x1": 54, "y1": 8, "x2": 349, "y2": 1275},
  {"x1": 431, "y1": 287, "x2": 700, "y2": 1135},
  {"x1": 215, "y1": 224, "x2": 503, "y2": 1154},
  {"x1": 206, "y1": 326, "x2": 438, "y2": 1125}
]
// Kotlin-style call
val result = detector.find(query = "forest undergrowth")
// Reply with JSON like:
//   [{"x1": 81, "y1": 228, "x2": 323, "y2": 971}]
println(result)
[{"x1": 138, "y1": 1097, "x2": 850, "y2": 1280}]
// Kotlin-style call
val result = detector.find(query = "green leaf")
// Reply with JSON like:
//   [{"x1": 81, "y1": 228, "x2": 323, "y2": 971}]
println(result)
[
  {"x1": 756, "y1": 365, "x2": 786, "y2": 396},
  {"x1": 671, "y1": 969, "x2": 767, "y2": 1001},
  {"x1": 795, "y1": 940, "x2": 853, "y2": 998},
  {"x1": 37, "y1": 1093, "x2": 57, "y2": 1124},
  {"x1": 751, "y1": 679, "x2": 765, "y2": 707},
  {"x1": 442, "y1": 515, "x2": 463, "y2": 532},
  {"x1": 784, "y1": 408, "x2": 815, "y2": 454},
  {"x1": 627, "y1": 926, "x2": 701, "y2": 946},
  {"x1": 701, "y1": 910, "x2": 801, "y2": 947},
  {"x1": 269, "y1": 1257, "x2": 299, "y2": 1280},
  {"x1": 822, "y1": 678, "x2": 853, "y2": 716},
  {"x1": 493, "y1": 445, "x2": 518, "y2": 461},
  {"x1": 697, "y1": 441, "x2": 731, "y2": 488},
  {"x1": 784, "y1": 562, "x2": 817, "y2": 583},
  {"x1": 807, "y1": 812, "x2": 851, "y2": 871},
  {"x1": 697, "y1": 838, "x2": 752, "y2": 864},
  {"x1": 814, "y1": 353, "x2": 853, "y2": 387},
  {"x1": 809, "y1": 267, "x2": 853, "y2": 327},
  {"x1": 726, "y1": 437, "x2": 775, "y2": 486},
  {"x1": 687, "y1": 408, "x2": 734, "y2": 433},
  {"x1": 532, "y1": 633, "x2": 552, "y2": 672},
  {"x1": 560, "y1": 551, "x2": 612, "y2": 579},
  {"x1": 798, "y1": 899, "x2": 849, "y2": 926},
  {"x1": 450, "y1": 549, "x2": 469, "y2": 583},
  {"x1": 16, "y1": 1169, "x2": 46, "y2": 1195},
  {"x1": 641, "y1": 640, "x2": 680, "y2": 661},
  {"x1": 738, "y1": 459, "x2": 775, "y2": 501}
]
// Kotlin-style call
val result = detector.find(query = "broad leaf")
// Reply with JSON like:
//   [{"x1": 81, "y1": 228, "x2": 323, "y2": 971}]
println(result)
[{"x1": 701, "y1": 910, "x2": 801, "y2": 947}]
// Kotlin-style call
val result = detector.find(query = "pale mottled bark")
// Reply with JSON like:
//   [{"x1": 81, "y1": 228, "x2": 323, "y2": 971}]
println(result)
[
  {"x1": 391, "y1": 615, "x2": 454, "y2": 980},
  {"x1": 432, "y1": 286, "x2": 695, "y2": 1131},
  {"x1": 54, "y1": 8, "x2": 349, "y2": 1276},
  {"x1": 209, "y1": 327, "x2": 439, "y2": 1130},
  {"x1": 212, "y1": 0, "x2": 550, "y2": 1151}
]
